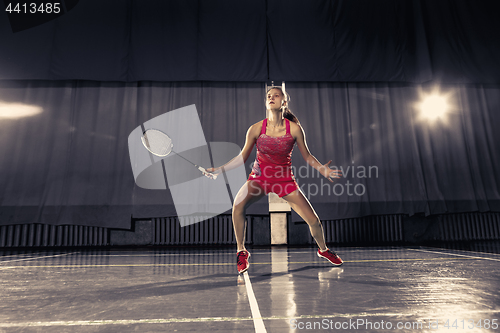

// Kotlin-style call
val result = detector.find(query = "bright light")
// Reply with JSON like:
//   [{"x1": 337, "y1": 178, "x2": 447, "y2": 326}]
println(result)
[
  {"x1": 418, "y1": 94, "x2": 449, "y2": 121},
  {"x1": 0, "y1": 101, "x2": 43, "y2": 119}
]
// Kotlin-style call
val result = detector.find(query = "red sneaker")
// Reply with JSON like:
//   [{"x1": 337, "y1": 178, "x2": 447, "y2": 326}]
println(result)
[
  {"x1": 236, "y1": 250, "x2": 251, "y2": 274},
  {"x1": 317, "y1": 249, "x2": 343, "y2": 266}
]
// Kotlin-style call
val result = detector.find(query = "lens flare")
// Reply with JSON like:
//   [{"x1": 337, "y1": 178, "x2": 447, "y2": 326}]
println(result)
[
  {"x1": 0, "y1": 101, "x2": 43, "y2": 119},
  {"x1": 417, "y1": 93, "x2": 450, "y2": 122}
]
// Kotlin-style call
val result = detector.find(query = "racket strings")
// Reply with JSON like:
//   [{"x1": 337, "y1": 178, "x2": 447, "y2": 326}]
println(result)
[
  {"x1": 142, "y1": 130, "x2": 173, "y2": 156},
  {"x1": 140, "y1": 128, "x2": 217, "y2": 180}
]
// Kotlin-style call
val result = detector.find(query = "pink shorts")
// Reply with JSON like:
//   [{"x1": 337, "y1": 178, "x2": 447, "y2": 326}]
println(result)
[{"x1": 248, "y1": 173, "x2": 299, "y2": 198}]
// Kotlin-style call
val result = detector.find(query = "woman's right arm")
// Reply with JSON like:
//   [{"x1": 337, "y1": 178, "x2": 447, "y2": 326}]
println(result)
[{"x1": 206, "y1": 122, "x2": 261, "y2": 174}]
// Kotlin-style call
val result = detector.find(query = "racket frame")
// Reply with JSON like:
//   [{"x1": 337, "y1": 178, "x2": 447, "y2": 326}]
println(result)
[{"x1": 140, "y1": 128, "x2": 216, "y2": 179}]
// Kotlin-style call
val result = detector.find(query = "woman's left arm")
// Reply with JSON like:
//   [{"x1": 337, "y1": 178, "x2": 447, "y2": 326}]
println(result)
[{"x1": 291, "y1": 122, "x2": 342, "y2": 183}]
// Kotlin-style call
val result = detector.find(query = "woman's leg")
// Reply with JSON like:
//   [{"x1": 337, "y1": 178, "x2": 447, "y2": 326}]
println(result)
[
  {"x1": 282, "y1": 188, "x2": 327, "y2": 251},
  {"x1": 232, "y1": 180, "x2": 266, "y2": 252}
]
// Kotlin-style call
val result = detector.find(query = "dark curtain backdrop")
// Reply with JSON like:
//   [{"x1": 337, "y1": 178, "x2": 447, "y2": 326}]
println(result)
[
  {"x1": 0, "y1": 81, "x2": 499, "y2": 228},
  {"x1": 1, "y1": 0, "x2": 499, "y2": 83}
]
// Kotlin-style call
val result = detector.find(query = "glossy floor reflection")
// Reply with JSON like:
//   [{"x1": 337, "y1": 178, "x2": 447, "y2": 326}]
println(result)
[{"x1": 1, "y1": 246, "x2": 499, "y2": 332}]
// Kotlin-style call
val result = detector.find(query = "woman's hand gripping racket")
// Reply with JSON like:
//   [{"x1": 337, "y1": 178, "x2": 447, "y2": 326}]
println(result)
[{"x1": 141, "y1": 129, "x2": 217, "y2": 180}]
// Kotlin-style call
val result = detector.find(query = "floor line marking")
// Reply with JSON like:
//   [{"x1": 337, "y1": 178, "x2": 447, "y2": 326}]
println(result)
[
  {"x1": 6, "y1": 249, "x2": 405, "y2": 258},
  {"x1": 0, "y1": 252, "x2": 78, "y2": 264},
  {"x1": 0, "y1": 257, "x2": 478, "y2": 269},
  {"x1": 411, "y1": 248, "x2": 500, "y2": 262},
  {"x1": 3, "y1": 310, "x2": 500, "y2": 328},
  {"x1": 243, "y1": 271, "x2": 267, "y2": 333},
  {"x1": 0, "y1": 249, "x2": 412, "y2": 260},
  {"x1": 0, "y1": 317, "x2": 254, "y2": 327},
  {"x1": 81, "y1": 253, "x2": 238, "y2": 257},
  {"x1": 0, "y1": 254, "x2": 38, "y2": 259}
]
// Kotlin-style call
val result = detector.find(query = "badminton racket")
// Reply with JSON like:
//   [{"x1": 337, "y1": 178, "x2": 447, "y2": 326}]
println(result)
[{"x1": 141, "y1": 128, "x2": 217, "y2": 180}]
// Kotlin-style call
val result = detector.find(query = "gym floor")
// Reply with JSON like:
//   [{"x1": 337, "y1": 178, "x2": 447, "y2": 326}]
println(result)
[{"x1": 1, "y1": 245, "x2": 499, "y2": 333}]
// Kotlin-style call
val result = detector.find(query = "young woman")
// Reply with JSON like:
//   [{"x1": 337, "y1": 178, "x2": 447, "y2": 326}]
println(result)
[{"x1": 207, "y1": 86, "x2": 343, "y2": 274}]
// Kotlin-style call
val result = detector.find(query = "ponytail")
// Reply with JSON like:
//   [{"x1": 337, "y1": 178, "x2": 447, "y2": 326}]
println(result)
[{"x1": 283, "y1": 107, "x2": 300, "y2": 125}]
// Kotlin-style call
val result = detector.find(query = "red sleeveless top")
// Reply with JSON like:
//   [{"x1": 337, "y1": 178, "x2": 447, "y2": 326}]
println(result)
[{"x1": 250, "y1": 118, "x2": 296, "y2": 180}]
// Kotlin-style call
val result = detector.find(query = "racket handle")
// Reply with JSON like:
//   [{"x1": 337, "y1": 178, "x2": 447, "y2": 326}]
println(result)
[
  {"x1": 197, "y1": 166, "x2": 218, "y2": 180},
  {"x1": 207, "y1": 173, "x2": 218, "y2": 180}
]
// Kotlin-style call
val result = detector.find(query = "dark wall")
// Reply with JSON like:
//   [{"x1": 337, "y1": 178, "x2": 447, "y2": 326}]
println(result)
[{"x1": 1, "y1": 0, "x2": 499, "y2": 83}]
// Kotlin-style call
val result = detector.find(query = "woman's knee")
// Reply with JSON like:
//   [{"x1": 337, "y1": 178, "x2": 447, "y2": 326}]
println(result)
[
  {"x1": 232, "y1": 202, "x2": 245, "y2": 216},
  {"x1": 305, "y1": 217, "x2": 321, "y2": 227}
]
